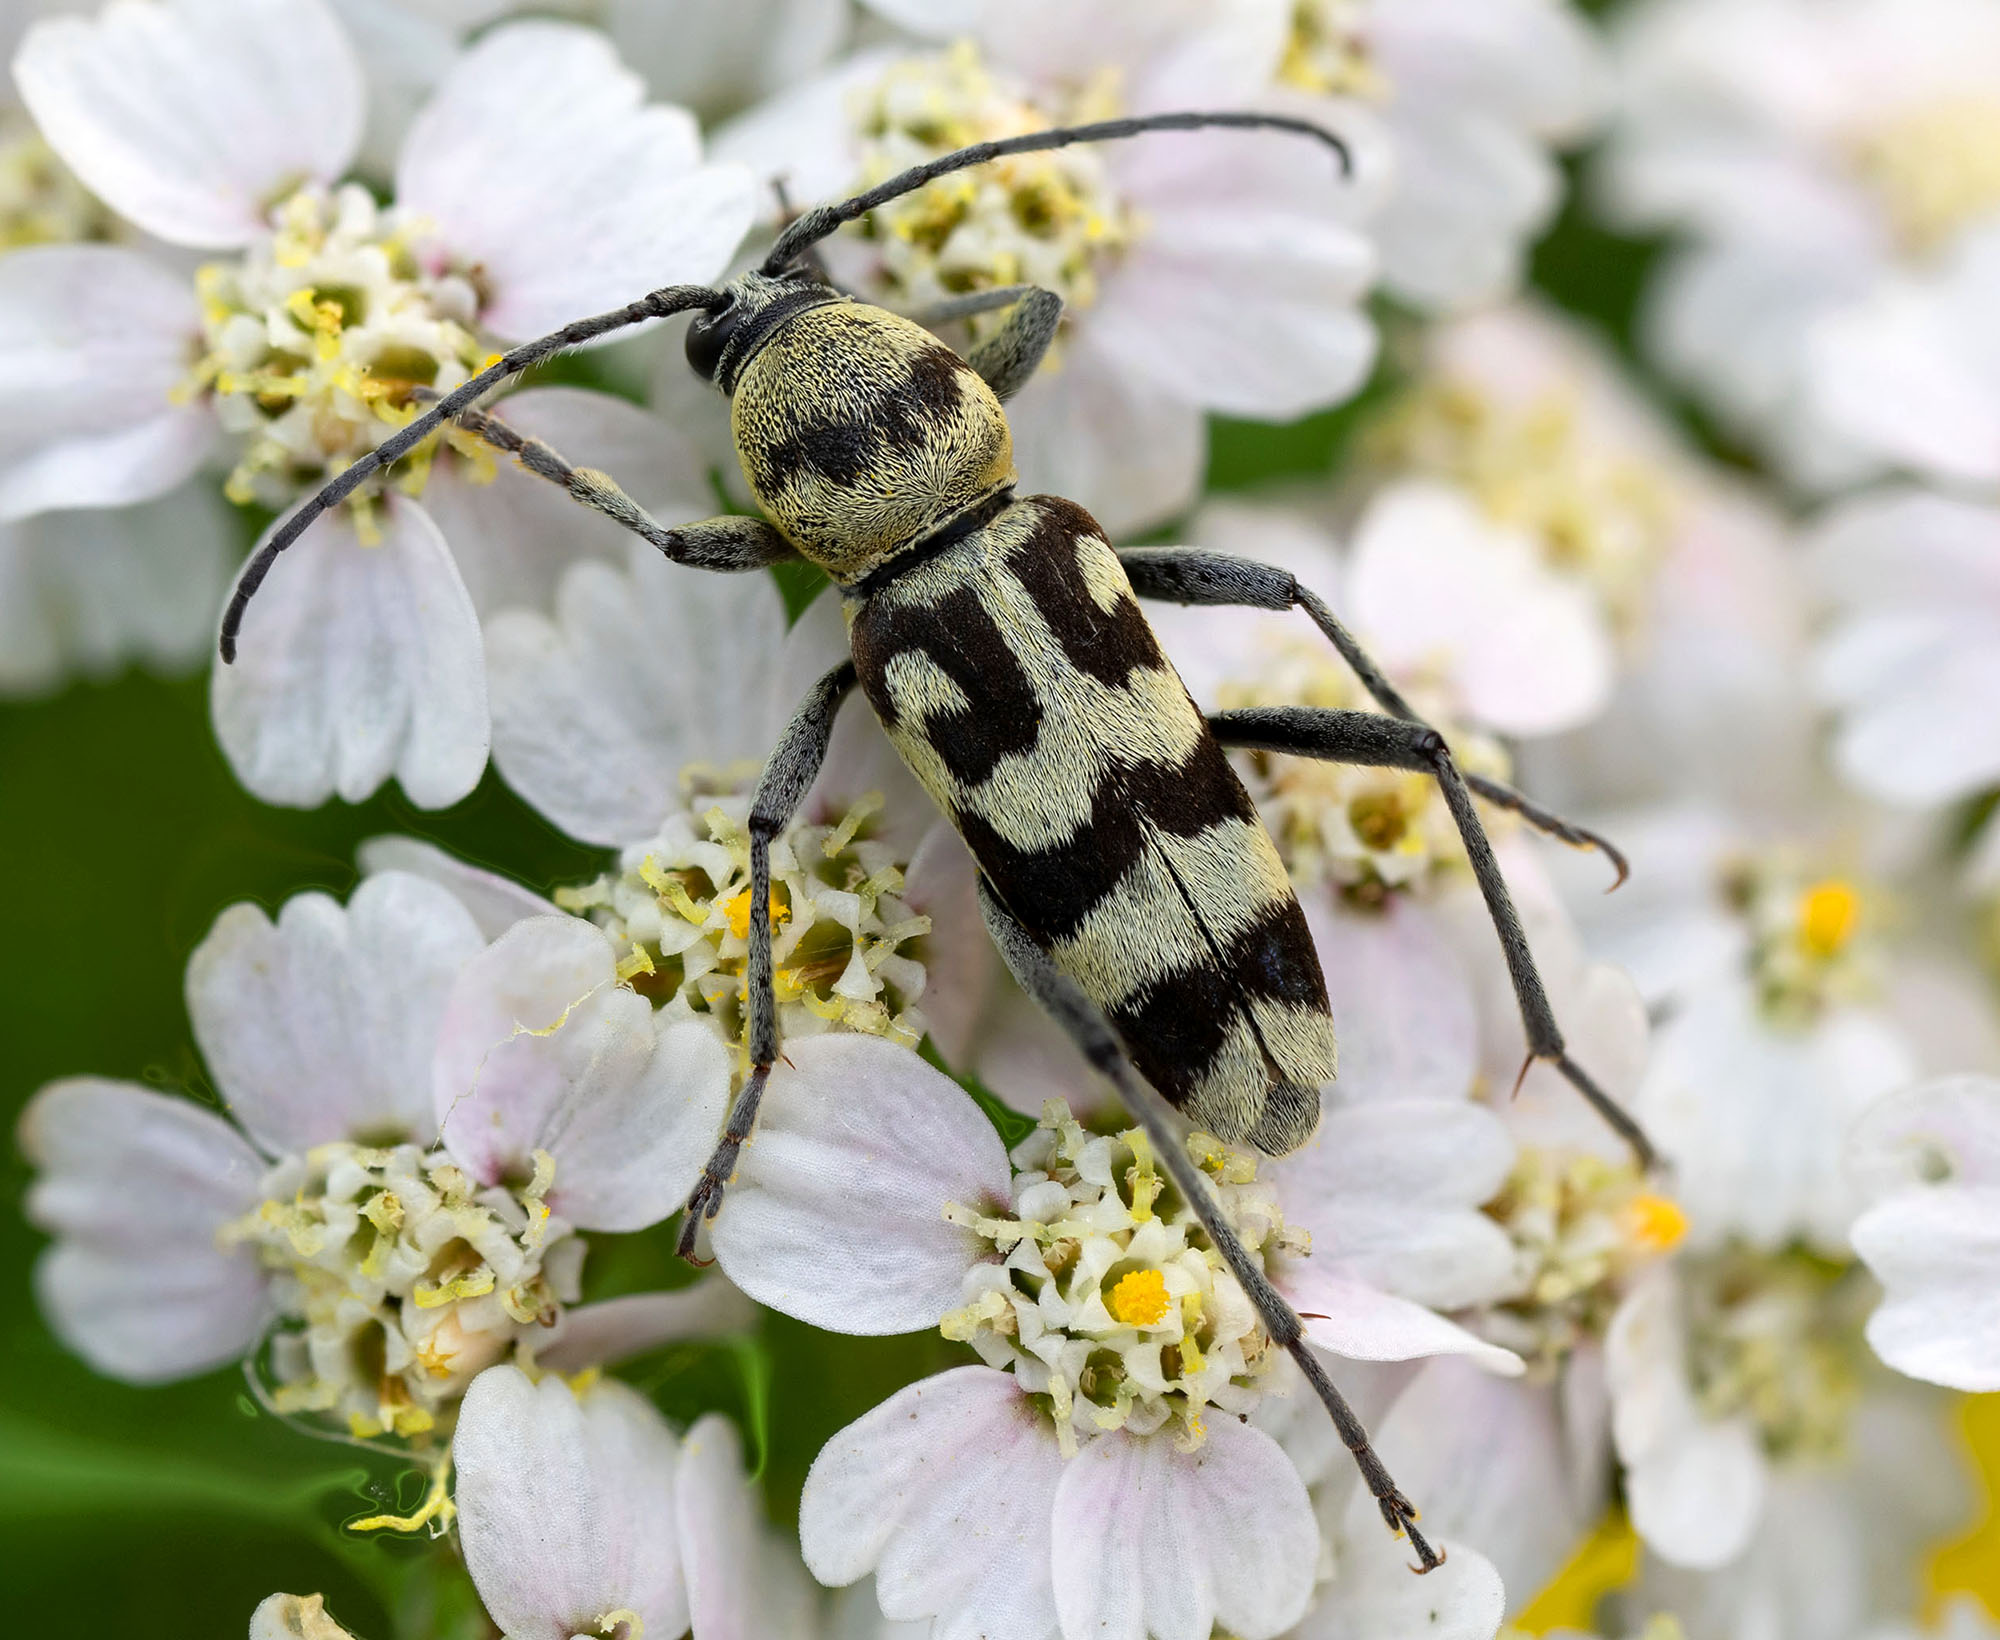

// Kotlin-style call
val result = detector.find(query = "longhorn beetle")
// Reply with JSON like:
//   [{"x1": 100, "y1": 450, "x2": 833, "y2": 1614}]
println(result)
[{"x1": 220, "y1": 110, "x2": 1652, "y2": 1569}]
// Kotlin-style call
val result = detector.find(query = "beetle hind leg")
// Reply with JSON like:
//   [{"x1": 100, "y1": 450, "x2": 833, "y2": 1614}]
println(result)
[
  {"x1": 676, "y1": 660, "x2": 859, "y2": 1261},
  {"x1": 975, "y1": 877, "x2": 1444, "y2": 1572}
]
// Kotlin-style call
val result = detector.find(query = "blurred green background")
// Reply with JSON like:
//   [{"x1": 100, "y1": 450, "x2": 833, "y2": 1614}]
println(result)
[{"x1": 2, "y1": 160, "x2": 1994, "y2": 1638}]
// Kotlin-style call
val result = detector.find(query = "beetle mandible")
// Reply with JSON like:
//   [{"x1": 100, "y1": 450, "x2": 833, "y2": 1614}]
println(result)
[{"x1": 220, "y1": 110, "x2": 1653, "y2": 1567}]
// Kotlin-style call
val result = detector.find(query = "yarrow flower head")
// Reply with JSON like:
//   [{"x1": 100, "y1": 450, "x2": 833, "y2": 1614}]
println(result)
[
  {"x1": 1, "y1": 0, "x2": 755, "y2": 807},
  {"x1": 697, "y1": 1029, "x2": 1518, "y2": 1639},
  {"x1": 20, "y1": 874, "x2": 735, "y2": 1440},
  {"x1": 940, "y1": 1101, "x2": 1303, "y2": 1455}
]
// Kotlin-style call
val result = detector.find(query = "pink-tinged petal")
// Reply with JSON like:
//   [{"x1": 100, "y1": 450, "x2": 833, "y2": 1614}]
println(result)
[
  {"x1": 434, "y1": 916, "x2": 731, "y2": 1230},
  {"x1": 422, "y1": 387, "x2": 712, "y2": 619},
  {"x1": 1348, "y1": 481, "x2": 1614, "y2": 737},
  {"x1": 1347, "y1": 1358, "x2": 1605, "y2": 1610},
  {"x1": 20, "y1": 1077, "x2": 268, "y2": 1382},
  {"x1": 1003, "y1": 333, "x2": 1205, "y2": 538},
  {"x1": 1277, "y1": 1099, "x2": 1517, "y2": 1307},
  {"x1": 901, "y1": 824, "x2": 998, "y2": 1070},
  {"x1": 710, "y1": 1034, "x2": 1008, "y2": 1333},
  {"x1": 0, "y1": 483, "x2": 233, "y2": 696},
  {"x1": 537, "y1": 1280, "x2": 756, "y2": 1373},
  {"x1": 1280, "y1": 1262, "x2": 1523, "y2": 1377},
  {"x1": 397, "y1": 23, "x2": 754, "y2": 343},
  {"x1": 708, "y1": 47, "x2": 899, "y2": 216},
  {"x1": 14, "y1": 0, "x2": 363, "y2": 247},
  {"x1": 487, "y1": 546, "x2": 790, "y2": 845},
  {"x1": 1091, "y1": 125, "x2": 1378, "y2": 420},
  {"x1": 1050, "y1": 1420, "x2": 1317, "y2": 1640},
  {"x1": 1848, "y1": 1075, "x2": 2000, "y2": 1200},
  {"x1": 1814, "y1": 612, "x2": 2000, "y2": 807},
  {"x1": 1299, "y1": 1528, "x2": 1504, "y2": 1640},
  {"x1": 212, "y1": 497, "x2": 488, "y2": 810},
  {"x1": 186, "y1": 873, "x2": 484, "y2": 1154},
  {"x1": 455, "y1": 1365, "x2": 688, "y2": 1640},
  {"x1": 1306, "y1": 895, "x2": 1477, "y2": 1106},
  {"x1": 0, "y1": 246, "x2": 211, "y2": 522},
  {"x1": 800, "y1": 1366, "x2": 1064, "y2": 1640},
  {"x1": 354, "y1": 834, "x2": 559, "y2": 943},
  {"x1": 679, "y1": 1413, "x2": 809, "y2": 1640},
  {"x1": 1606, "y1": 1268, "x2": 1766, "y2": 1569},
  {"x1": 1852, "y1": 1190, "x2": 2000, "y2": 1392}
]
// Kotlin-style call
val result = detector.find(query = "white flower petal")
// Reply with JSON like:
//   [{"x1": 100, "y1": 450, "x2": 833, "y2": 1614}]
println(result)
[
  {"x1": 971, "y1": 975, "x2": 1121, "y2": 1127},
  {"x1": 1606, "y1": 1267, "x2": 1766, "y2": 1569},
  {"x1": 1306, "y1": 896, "x2": 1477, "y2": 1106},
  {"x1": 799, "y1": 1366, "x2": 1064, "y2": 1640},
  {"x1": 1279, "y1": 1260, "x2": 1522, "y2": 1377},
  {"x1": 422, "y1": 387, "x2": 712, "y2": 618},
  {"x1": 1278, "y1": 1099, "x2": 1518, "y2": 1307},
  {"x1": 1848, "y1": 1075, "x2": 2000, "y2": 1200},
  {"x1": 1300, "y1": 1529, "x2": 1504, "y2": 1640},
  {"x1": 1003, "y1": 334, "x2": 1206, "y2": 539},
  {"x1": 1341, "y1": 1358, "x2": 1603, "y2": 1609},
  {"x1": 711, "y1": 1034, "x2": 1009, "y2": 1333},
  {"x1": 537, "y1": 1280, "x2": 756, "y2": 1373},
  {"x1": 248, "y1": 1593, "x2": 363, "y2": 1640},
  {"x1": 487, "y1": 545, "x2": 790, "y2": 845},
  {"x1": 14, "y1": 0, "x2": 363, "y2": 247},
  {"x1": 1852, "y1": 1190, "x2": 2000, "y2": 1392},
  {"x1": 0, "y1": 245, "x2": 211, "y2": 522},
  {"x1": 1050, "y1": 1419, "x2": 1317, "y2": 1640},
  {"x1": 0, "y1": 485, "x2": 232, "y2": 696},
  {"x1": 601, "y1": 0, "x2": 852, "y2": 125},
  {"x1": 354, "y1": 834, "x2": 559, "y2": 942},
  {"x1": 186, "y1": 872, "x2": 484, "y2": 1154},
  {"x1": 396, "y1": 22, "x2": 755, "y2": 342},
  {"x1": 433, "y1": 916, "x2": 732, "y2": 1230},
  {"x1": 1639, "y1": 986, "x2": 1917, "y2": 1254},
  {"x1": 708, "y1": 47, "x2": 899, "y2": 216},
  {"x1": 212, "y1": 498, "x2": 489, "y2": 810},
  {"x1": 1091, "y1": 129, "x2": 1378, "y2": 420},
  {"x1": 676, "y1": 1414, "x2": 773, "y2": 1640},
  {"x1": 20, "y1": 1077, "x2": 268, "y2": 1382},
  {"x1": 455, "y1": 1365, "x2": 688, "y2": 1640},
  {"x1": 1348, "y1": 481, "x2": 1614, "y2": 737}
]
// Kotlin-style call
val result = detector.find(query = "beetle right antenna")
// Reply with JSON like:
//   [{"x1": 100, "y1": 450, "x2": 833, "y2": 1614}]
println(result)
[{"x1": 761, "y1": 109, "x2": 1355, "y2": 275}]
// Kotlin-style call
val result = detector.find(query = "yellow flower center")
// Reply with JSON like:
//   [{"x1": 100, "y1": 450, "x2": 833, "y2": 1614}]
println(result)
[
  {"x1": 1846, "y1": 94, "x2": 2000, "y2": 254},
  {"x1": 185, "y1": 183, "x2": 488, "y2": 522},
  {"x1": 852, "y1": 42, "x2": 1136, "y2": 356},
  {"x1": 1108, "y1": 1268, "x2": 1172, "y2": 1326},
  {"x1": 1278, "y1": 0, "x2": 1391, "y2": 100},
  {"x1": 1797, "y1": 878, "x2": 1861, "y2": 959},
  {"x1": 556, "y1": 782, "x2": 930, "y2": 1057},
  {"x1": 1624, "y1": 1192, "x2": 1689, "y2": 1253}
]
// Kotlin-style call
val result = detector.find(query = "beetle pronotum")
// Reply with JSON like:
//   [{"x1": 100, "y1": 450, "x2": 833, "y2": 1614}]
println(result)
[{"x1": 220, "y1": 110, "x2": 1650, "y2": 1569}]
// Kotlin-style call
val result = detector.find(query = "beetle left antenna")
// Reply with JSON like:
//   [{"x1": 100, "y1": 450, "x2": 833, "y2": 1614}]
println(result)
[
  {"x1": 762, "y1": 109, "x2": 1355, "y2": 276},
  {"x1": 217, "y1": 282, "x2": 724, "y2": 662}
]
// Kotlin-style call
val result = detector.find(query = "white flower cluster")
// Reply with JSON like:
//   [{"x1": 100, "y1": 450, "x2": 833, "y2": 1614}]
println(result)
[{"x1": 4, "y1": 3, "x2": 2000, "y2": 1640}]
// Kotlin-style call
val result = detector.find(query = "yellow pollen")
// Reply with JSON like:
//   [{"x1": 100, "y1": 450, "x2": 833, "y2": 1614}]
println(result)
[
  {"x1": 1798, "y1": 879, "x2": 1861, "y2": 958},
  {"x1": 1108, "y1": 1268, "x2": 1171, "y2": 1327},
  {"x1": 1625, "y1": 1193, "x2": 1689, "y2": 1253},
  {"x1": 721, "y1": 886, "x2": 790, "y2": 941}
]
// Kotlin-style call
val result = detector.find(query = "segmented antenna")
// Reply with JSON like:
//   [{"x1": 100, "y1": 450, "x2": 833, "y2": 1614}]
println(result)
[
  {"x1": 762, "y1": 109, "x2": 1355, "y2": 275},
  {"x1": 217, "y1": 283, "x2": 724, "y2": 662}
]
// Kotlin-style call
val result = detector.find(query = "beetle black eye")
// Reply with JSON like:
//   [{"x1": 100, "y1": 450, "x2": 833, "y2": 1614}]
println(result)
[{"x1": 685, "y1": 298, "x2": 742, "y2": 383}]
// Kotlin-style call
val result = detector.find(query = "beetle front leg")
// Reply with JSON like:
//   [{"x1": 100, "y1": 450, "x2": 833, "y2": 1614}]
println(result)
[{"x1": 677, "y1": 659, "x2": 859, "y2": 1261}]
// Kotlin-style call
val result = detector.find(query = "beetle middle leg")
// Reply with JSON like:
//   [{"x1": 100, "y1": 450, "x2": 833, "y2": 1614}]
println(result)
[
  {"x1": 975, "y1": 876, "x2": 1444, "y2": 1572},
  {"x1": 1208, "y1": 704, "x2": 1656, "y2": 1167},
  {"x1": 677, "y1": 658, "x2": 860, "y2": 1261},
  {"x1": 1120, "y1": 545, "x2": 1654, "y2": 1168}
]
